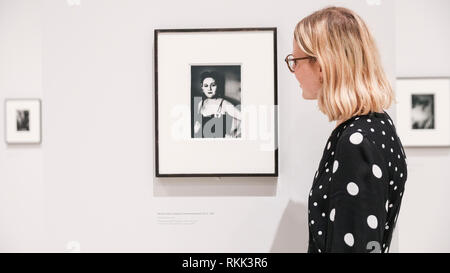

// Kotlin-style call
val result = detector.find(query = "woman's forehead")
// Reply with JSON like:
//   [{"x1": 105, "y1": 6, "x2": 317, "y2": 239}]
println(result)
[{"x1": 203, "y1": 77, "x2": 215, "y2": 83}]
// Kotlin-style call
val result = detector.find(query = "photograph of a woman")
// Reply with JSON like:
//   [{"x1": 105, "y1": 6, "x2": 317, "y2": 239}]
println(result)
[
  {"x1": 191, "y1": 66, "x2": 242, "y2": 138},
  {"x1": 287, "y1": 7, "x2": 408, "y2": 253}
]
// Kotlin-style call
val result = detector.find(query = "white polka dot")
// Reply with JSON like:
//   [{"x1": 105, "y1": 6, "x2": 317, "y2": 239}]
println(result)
[
  {"x1": 388, "y1": 119, "x2": 393, "y2": 125},
  {"x1": 390, "y1": 148, "x2": 394, "y2": 153},
  {"x1": 325, "y1": 162, "x2": 328, "y2": 167},
  {"x1": 367, "y1": 119, "x2": 371, "y2": 122},
  {"x1": 333, "y1": 160, "x2": 339, "y2": 173},
  {"x1": 391, "y1": 136, "x2": 395, "y2": 141},
  {"x1": 400, "y1": 173, "x2": 403, "y2": 178},
  {"x1": 350, "y1": 124, "x2": 354, "y2": 127},
  {"x1": 325, "y1": 168, "x2": 329, "y2": 173},
  {"x1": 381, "y1": 120, "x2": 385, "y2": 124},
  {"x1": 355, "y1": 117, "x2": 360, "y2": 120},
  {"x1": 337, "y1": 132, "x2": 340, "y2": 138},
  {"x1": 372, "y1": 164, "x2": 382, "y2": 179},
  {"x1": 344, "y1": 233, "x2": 354, "y2": 247},
  {"x1": 318, "y1": 249, "x2": 321, "y2": 253},
  {"x1": 343, "y1": 125, "x2": 346, "y2": 129},
  {"x1": 318, "y1": 231, "x2": 323, "y2": 235},
  {"x1": 313, "y1": 202, "x2": 317, "y2": 206},
  {"x1": 327, "y1": 141, "x2": 331, "y2": 150},
  {"x1": 367, "y1": 215, "x2": 378, "y2": 229},
  {"x1": 385, "y1": 225, "x2": 389, "y2": 230},
  {"x1": 323, "y1": 195, "x2": 327, "y2": 199},
  {"x1": 319, "y1": 185, "x2": 322, "y2": 189},
  {"x1": 389, "y1": 180, "x2": 394, "y2": 185},
  {"x1": 357, "y1": 129, "x2": 362, "y2": 132},
  {"x1": 322, "y1": 212, "x2": 326, "y2": 217},
  {"x1": 331, "y1": 151, "x2": 334, "y2": 156},
  {"x1": 389, "y1": 203, "x2": 393, "y2": 208},
  {"x1": 400, "y1": 192, "x2": 403, "y2": 197},
  {"x1": 347, "y1": 182, "x2": 359, "y2": 196},
  {"x1": 382, "y1": 131, "x2": 386, "y2": 135},
  {"x1": 311, "y1": 220, "x2": 315, "y2": 225},
  {"x1": 385, "y1": 200, "x2": 389, "y2": 212},
  {"x1": 310, "y1": 190, "x2": 313, "y2": 196},
  {"x1": 395, "y1": 167, "x2": 398, "y2": 172},
  {"x1": 329, "y1": 177, "x2": 332, "y2": 182},
  {"x1": 385, "y1": 246, "x2": 389, "y2": 253},
  {"x1": 315, "y1": 171, "x2": 318, "y2": 179},
  {"x1": 330, "y1": 208, "x2": 336, "y2": 222},
  {"x1": 349, "y1": 132, "x2": 363, "y2": 145},
  {"x1": 398, "y1": 154, "x2": 401, "y2": 159},
  {"x1": 382, "y1": 144, "x2": 385, "y2": 149},
  {"x1": 388, "y1": 162, "x2": 391, "y2": 167},
  {"x1": 394, "y1": 186, "x2": 398, "y2": 191},
  {"x1": 370, "y1": 128, "x2": 375, "y2": 132}
]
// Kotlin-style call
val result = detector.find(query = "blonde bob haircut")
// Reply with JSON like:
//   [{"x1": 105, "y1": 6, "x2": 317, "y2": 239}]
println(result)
[{"x1": 294, "y1": 6, "x2": 395, "y2": 122}]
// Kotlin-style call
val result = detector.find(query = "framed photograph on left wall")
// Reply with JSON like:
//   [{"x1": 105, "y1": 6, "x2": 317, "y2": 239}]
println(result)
[
  {"x1": 154, "y1": 28, "x2": 278, "y2": 177},
  {"x1": 5, "y1": 99, "x2": 42, "y2": 144}
]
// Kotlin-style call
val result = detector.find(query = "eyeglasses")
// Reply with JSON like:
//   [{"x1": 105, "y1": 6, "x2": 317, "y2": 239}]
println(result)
[{"x1": 285, "y1": 54, "x2": 316, "y2": 73}]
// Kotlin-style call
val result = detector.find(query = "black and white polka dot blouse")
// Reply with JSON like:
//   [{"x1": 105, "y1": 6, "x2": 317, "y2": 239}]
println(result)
[{"x1": 307, "y1": 111, "x2": 407, "y2": 253}]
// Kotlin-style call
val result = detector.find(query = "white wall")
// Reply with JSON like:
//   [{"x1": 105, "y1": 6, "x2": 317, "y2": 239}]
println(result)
[
  {"x1": 395, "y1": 0, "x2": 450, "y2": 253},
  {"x1": 0, "y1": 0, "x2": 45, "y2": 251},
  {"x1": 0, "y1": 0, "x2": 395, "y2": 252}
]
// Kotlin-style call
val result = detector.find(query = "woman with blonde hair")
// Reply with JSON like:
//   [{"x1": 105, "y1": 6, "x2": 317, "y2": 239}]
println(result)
[{"x1": 286, "y1": 6, "x2": 407, "y2": 253}]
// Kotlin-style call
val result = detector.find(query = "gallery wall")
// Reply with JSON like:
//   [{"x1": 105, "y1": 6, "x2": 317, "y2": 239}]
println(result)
[
  {"x1": 0, "y1": 0, "x2": 396, "y2": 252},
  {"x1": 395, "y1": 0, "x2": 450, "y2": 253}
]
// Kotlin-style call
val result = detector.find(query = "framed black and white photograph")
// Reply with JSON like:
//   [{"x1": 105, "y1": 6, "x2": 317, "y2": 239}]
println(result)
[
  {"x1": 154, "y1": 28, "x2": 278, "y2": 177},
  {"x1": 396, "y1": 77, "x2": 450, "y2": 147},
  {"x1": 5, "y1": 99, "x2": 42, "y2": 144}
]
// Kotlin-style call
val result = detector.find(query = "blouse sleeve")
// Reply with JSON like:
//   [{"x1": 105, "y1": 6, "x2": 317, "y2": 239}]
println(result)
[{"x1": 325, "y1": 132, "x2": 388, "y2": 253}]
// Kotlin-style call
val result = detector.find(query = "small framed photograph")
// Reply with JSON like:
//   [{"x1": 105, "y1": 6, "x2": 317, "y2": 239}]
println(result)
[
  {"x1": 154, "y1": 28, "x2": 278, "y2": 177},
  {"x1": 396, "y1": 77, "x2": 450, "y2": 147},
  {"x1": 5, "y1": 99, "x2": 42, "y2": 144}
]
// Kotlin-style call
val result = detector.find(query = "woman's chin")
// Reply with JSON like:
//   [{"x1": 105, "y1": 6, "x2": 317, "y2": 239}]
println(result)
[
  {"x1": 301, "y1": 92, "x2": 312, "y2": 100},
  {"x1": 301, "y1": 89, "x2": 318, "y2": 100}
]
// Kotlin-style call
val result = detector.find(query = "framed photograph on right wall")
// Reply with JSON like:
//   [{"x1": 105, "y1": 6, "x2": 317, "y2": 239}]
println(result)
[{"x1": 396, "y1": 77, "x2": 450, "y2": 147}]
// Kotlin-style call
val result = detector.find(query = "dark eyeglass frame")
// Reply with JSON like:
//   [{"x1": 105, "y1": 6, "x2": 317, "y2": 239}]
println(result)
[{"x1": 285, "y1": 54, "x2": 316, "y2": 73}]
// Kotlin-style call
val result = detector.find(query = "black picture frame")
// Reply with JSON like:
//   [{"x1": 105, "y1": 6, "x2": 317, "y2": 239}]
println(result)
[{"x1": 154, "y1": 27, "x2": 278, "y2": 177}]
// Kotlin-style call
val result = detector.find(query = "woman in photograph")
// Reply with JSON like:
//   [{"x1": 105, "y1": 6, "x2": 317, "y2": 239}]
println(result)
[
  {"x1": 286, "y1": 7, "x2": 408, "y2": 253},
  {"x1": 194, "y1": 71, "x2": 242, "y2": 138}
]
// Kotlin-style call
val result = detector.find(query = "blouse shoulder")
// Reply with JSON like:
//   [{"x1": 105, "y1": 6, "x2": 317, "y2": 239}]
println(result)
[
  {"x1": 336, "y1": 123, "x2": 370, "y2": 145},
  {"x1": 335, "y1": 116, "x2": 377, "y2": 143},
  {"x1": 333, "y1": 125, "x2": 381, "y2": 164}
]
